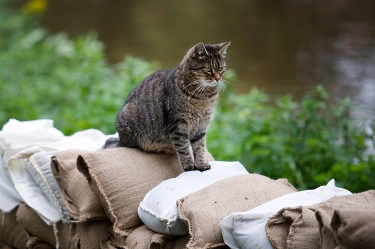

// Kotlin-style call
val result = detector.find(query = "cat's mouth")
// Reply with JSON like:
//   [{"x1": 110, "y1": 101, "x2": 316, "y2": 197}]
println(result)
[
  {"x1": 183, "y1": 79, "x2": 220, "y2": 100},
  {"x1": 203, "y1": 79, "x2": 221, "y2": 87}
]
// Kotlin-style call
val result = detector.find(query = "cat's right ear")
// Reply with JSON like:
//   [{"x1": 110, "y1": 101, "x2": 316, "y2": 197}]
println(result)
[
  {"x1": 182, "y1": 43, "x2": 207, "y2": 63},
  {"x1": 193, "y1": 43, "x2": 207, "y2": 57}
]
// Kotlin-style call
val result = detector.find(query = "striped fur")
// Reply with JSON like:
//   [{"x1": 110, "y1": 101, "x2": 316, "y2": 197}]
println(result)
[{"x1": 104, "y1": 42, "x2": 230, "y2": 171}]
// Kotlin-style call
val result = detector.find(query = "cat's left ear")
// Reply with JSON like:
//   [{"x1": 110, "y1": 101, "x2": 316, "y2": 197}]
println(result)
[{"x1": 216, "y1": 41, "x2": 231, "y2": 57}]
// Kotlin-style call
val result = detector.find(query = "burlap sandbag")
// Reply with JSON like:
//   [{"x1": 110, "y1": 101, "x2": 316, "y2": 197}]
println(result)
[
  {"x1": 266, "y1": 190, "x2": 375, "y2": 249},
  {"x1": 177, "y1": 174, "x2": 297, "y2": 249},
  {"x1": 74, "y1": 221, "x2": 113, "y2": 249},
  {"x1": 16, "y1": 203, "x2": 112, "y2": 249},
  {"x1": 315, "y1": 190, "x2": 375, "y2": 249},
  {"x1": 16, "y1": 203, "x2": 76, "y2": 249},
  {"x1": 76, "y1": 147, "x2": 214, "y2": 236},
  {"x1": 0, "y1": 242, "x2": 15, "y2": 249},
  {"x1": 0, "y1": 207, "x2": 28, "y2": 249},
  {"x1": 330, "y1": 208, "x2": 375, "y2": 249},
  {"x1": 101, "y1": 225, "x2": 195, "y2": 249},
  {"x1": 25, "y1": 236, "x2": 55, "y2": 249},
  {"x1": 51, "y1": 150, "x2": 107, "y2": 222},
  {"x1": 266, "y1": 206, "x2": 319, "y2": 249},
  {"x1": 102, "y1": 225, "x2": 155, "y2": 249}
]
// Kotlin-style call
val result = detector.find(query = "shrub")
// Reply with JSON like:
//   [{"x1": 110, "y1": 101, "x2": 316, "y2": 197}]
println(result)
[
  {"x1": 0, "y1": 4, "x2": 158, "y2": 135},
  {"x1": 207, "y1": 86, "x2": 375, "y2": 192}
]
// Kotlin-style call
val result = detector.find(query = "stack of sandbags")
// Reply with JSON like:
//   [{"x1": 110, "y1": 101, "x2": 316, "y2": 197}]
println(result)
[
  {"x1": 49, "y1": 146, "x2": 203, "y2": 248},
  {"x1": 74, "y1": 147, "x2": 299, "y2": 248},
  {"x1": 1, "y1": 143, "x2": 297, "y2": 249},
  {"x1": 0, "y1": 118, "x2": 301, "y2": 248},
  {"x1": 75, "y1": 147, "x2": 215, "y2": 248},
  {"x1": 3, "y1": 119, "x2": 374, "y2": 248}
]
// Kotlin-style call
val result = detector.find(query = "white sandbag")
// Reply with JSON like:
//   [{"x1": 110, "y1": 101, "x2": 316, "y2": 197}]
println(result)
[
  {"x1": 0, "y1": 161, "x2": 22, "y2": 213},
  {"x1": 1, "y1": 119, "x2": 114, "y2": 224},
  {"x1": 26, "y1": 151, "x2": 72, "y2": 222},
  {"x1": 138, "y1": 161, "x2": 249, "y2": 236},
  {"x1": 219, "y1": 179, "x2": 352, "y2": 249},
  {"x1": 0, "y1": 119, "x2": 64, "y2": 213}
]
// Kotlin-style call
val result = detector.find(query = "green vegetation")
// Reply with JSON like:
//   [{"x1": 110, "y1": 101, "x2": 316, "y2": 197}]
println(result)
[
  {"x1": 208, "y1": 87, "x2": 375, "y2": 192},
  {"x1": 0, "y1": 4, "x2": 158, "y2": 135},
  {"x1": 1, "y1": 4, "x2": 374, "y2": 192}
]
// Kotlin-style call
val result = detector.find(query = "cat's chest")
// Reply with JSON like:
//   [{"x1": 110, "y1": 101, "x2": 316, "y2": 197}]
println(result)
[{"x1": 185, "y1": 108, "x2": 213, "y2": 132}]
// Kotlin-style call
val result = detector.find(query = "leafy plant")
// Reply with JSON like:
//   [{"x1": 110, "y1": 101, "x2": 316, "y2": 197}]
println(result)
[
  {"x1": 208, "y1": 86, "x2": 375, "y2": 192},
  {"x1": 0, "y1": 4, "x2": 158, "y2": 134}
]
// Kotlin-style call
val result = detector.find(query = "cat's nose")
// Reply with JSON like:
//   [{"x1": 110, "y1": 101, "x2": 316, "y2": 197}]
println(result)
[{"x1": 214, "y1": 73, "x2": 221, "y2": 82}]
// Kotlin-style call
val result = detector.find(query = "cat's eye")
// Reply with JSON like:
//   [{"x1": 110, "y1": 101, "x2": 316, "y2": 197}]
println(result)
[
  {"x1": 205, "y1": 66, "x2": 212, "y2": 72},
  {"x1": 219, "y1": 67, "x2": 224, "y2": 72}
]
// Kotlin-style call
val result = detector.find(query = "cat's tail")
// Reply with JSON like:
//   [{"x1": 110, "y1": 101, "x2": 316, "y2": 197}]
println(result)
[{"x1": 103, "y1": 137, "x2": 120, "y2": 149}]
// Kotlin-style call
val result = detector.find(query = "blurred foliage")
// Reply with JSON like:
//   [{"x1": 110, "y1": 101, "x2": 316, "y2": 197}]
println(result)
[
  {"x1": 22, "y1": 0, "x2": 48, "y2": 14},
  {"x1": 208, "y1": 86, "x2": 375, "y2": 192},
  {"x1": 0, "y1": 3, "x2": 158, "y2": 135},
  {"x1": 1, "y1": 3, "x2": 374, "y2": 192}
]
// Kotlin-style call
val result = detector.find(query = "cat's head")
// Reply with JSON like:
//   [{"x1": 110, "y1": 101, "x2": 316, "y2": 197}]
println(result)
[{"x1": 181, "y1": 42, "x2": 231, "y2": 85}]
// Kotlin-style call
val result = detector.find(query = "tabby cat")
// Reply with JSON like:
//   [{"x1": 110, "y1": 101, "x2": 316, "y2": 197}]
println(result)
[{"x1": 104, "y1": 42, "x2": 230, "y2": 171}]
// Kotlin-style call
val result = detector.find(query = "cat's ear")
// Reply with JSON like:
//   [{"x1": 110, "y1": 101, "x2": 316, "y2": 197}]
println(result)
[
  {"x1": 216, "y1": 41, "x2": 231, "y2": 57},
  {"x1": 193, "y1": 43, "x2": 208, "y2": 57}
]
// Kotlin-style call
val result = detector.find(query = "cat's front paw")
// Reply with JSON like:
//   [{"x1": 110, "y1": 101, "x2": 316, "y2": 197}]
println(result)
[
  {"x1": 183, "y1": 162, "x2": 197, "y2": 171},
  {"x1": 195, "y1": 162, "x2": 211, "y2": 172}
]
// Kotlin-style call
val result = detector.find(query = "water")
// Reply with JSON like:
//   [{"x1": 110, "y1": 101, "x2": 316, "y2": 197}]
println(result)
[{"x1": 41, "y1": 0, "x2": 375, "y2": 120}]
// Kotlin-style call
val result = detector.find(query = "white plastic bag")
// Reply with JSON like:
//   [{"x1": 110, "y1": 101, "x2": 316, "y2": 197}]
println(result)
[{"x1": 138, "y1": 161, "x2": 249, "y2": 236}]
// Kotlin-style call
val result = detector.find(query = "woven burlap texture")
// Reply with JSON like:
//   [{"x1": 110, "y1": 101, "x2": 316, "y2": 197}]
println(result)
[
  {"x1": 178, "y1": 174, "x2": 297, "y2": 249},
  {"x1": 77, "y1": 147, "x2": 209, "y2": 236},
  {"x1": 266, "y1": 190, "x2": 375, "y2": 249},
  {"x1": 51, "y1": 149, "x2": 107, "y2": 222}
]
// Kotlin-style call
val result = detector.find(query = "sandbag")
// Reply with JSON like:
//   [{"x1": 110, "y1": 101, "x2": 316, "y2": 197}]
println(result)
[
  {"x1": 16, "y1": 203, "x2": 76, "y2": 249},
  {"x1": 2, "y1": 119, "x2": 110, "y2": 224},
  {"x1": 26, "y1": 151, "x2": 71, "y2": 222},
  {"x1": 177, "y1": 174, "x2": 297, "y2": 249},
  {"x1": 51, "y1": 150, "x2": 107, "y2": 222},
  {"x1": 138, "y1": 161, "x2": 248, "y2": 236},
  {"x1": 266, "y1": 190, "x2": 375, "y2": 249},
  {"x1": 0, "y1": 242, "x2": 16, "y2": 249},
  {"x1": 25, "y1": 236, "x2": 55, "y2": 249},
  {"x1": 101, "y1": 225, "x2": 193, "y2": 249},
  {"x1": 77, "y1": 147, "x2": 213, "y2": 236},
  {"x1": 219, "y1": 179, "x2": 351, "y2": 249},
  {"x1": 16, "y1": 202, "x2": 112, "y2": 249},
  {"x1": 315, "y1": 190, "x2": 375, "y2": 249},
  {"x1": 0, "y1": 207, "x2": 28, "y2": 249}
]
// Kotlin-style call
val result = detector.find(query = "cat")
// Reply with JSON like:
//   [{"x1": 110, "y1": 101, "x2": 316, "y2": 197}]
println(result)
[{"x1": 104, "y1": 42, "x2": 230, "y2": 171}]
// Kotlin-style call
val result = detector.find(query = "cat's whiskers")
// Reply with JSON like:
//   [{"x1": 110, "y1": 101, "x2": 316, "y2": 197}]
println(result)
[
  {"x1": 188, "y1": 84, "x2": 202, "y2": 100},
  {"x1": 196, "y1": 84, "x2": 207, "y2": 96},
  {"x1": 181, "y1": 80, "x2": 200, "y2": 92},
  {"x1": 220, "y1": 78, "x2": 228, "y2": 91},
  {"x1": 188, "y1": 81, "x2": 207, "y2": 100},
  {"x1": 189, "y1": 78, "x2": 220, "y2": 99}
]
